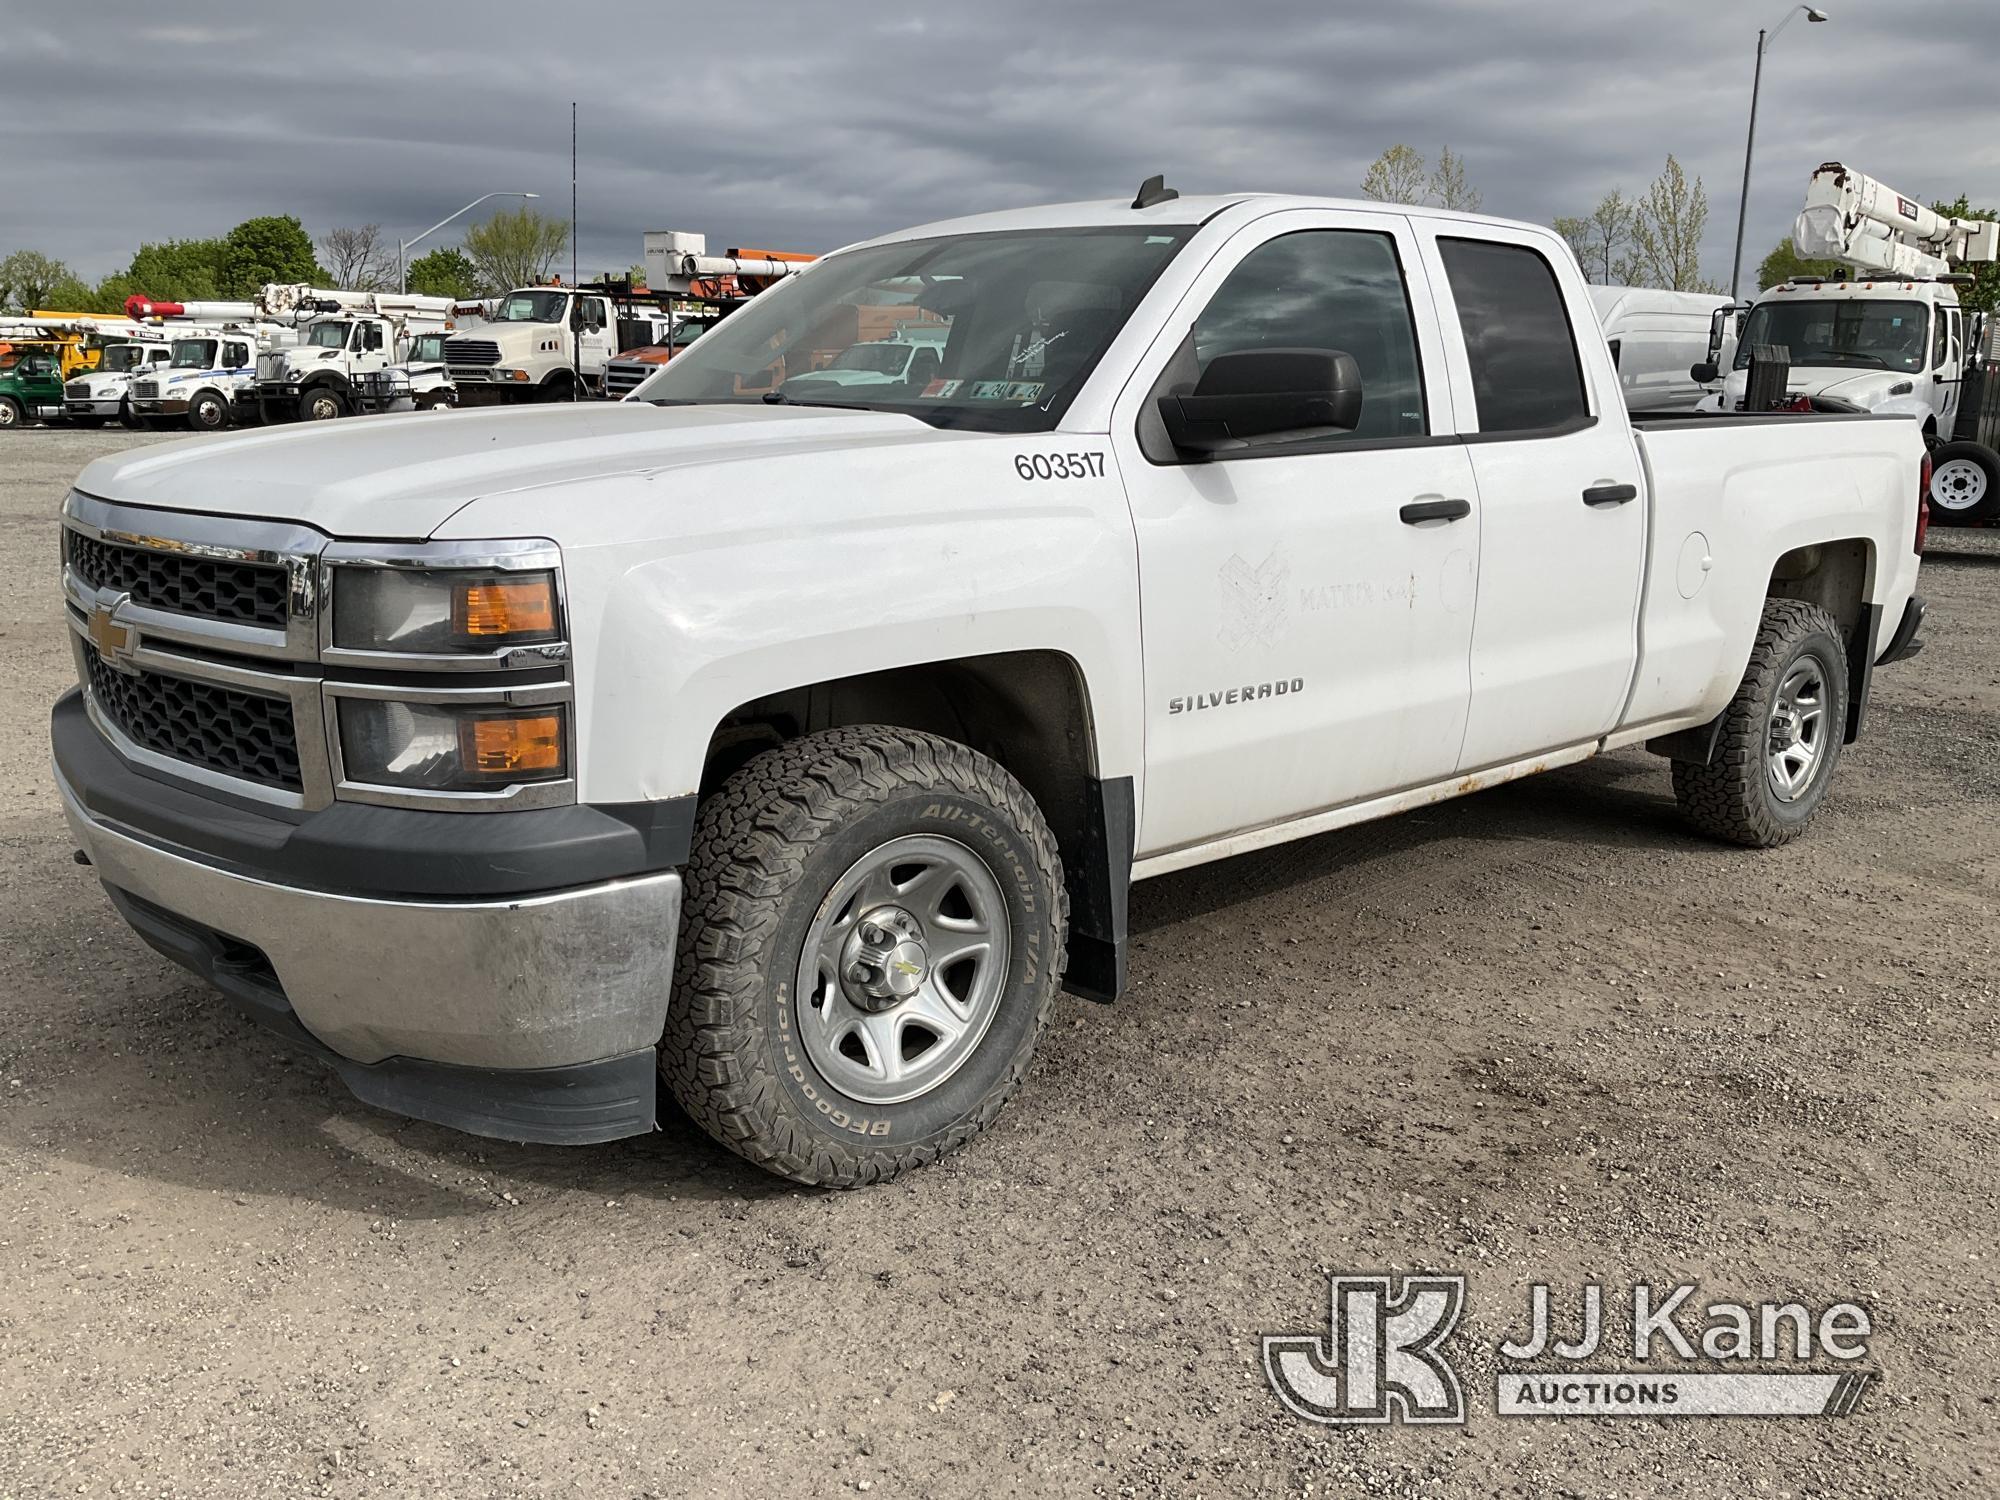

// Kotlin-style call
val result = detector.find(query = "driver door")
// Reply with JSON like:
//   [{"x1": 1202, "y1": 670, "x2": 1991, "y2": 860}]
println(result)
[{"x1": 1110, "y1": 209, "x2": 1480, "y2": 858}]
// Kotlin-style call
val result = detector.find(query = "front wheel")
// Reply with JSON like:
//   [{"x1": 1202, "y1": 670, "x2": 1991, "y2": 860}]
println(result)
[
  {"x1": 1671, "y1": 599, "x2": 1849, "y2": 847},
  {"x1": 118, "y1": 400, "x2": 144, "y2": 430},
  {"x1": 661, "y1": 726, "x2": 1068, "y2": 1187},
  {"x1": 1928, "y1": 440, "x2": 2000, "y2": 523},
  {"x1": 188, "y1": 392, "x2": 230, "y2": 431},
  {"x1": 299, "y1": 388, "x2": 344, "y2": 421},
  {"x1": 0, "y1": 397, "x2": 21, "y2": 429}
]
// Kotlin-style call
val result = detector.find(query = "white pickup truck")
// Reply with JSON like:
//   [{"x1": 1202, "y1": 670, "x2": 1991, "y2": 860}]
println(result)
[{"x1": 52, "y1": 188, "x2": 1927, "y2": 1186}]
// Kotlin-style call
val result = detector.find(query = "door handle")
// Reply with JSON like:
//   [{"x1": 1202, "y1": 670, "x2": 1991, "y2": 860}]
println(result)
[
  {"x1": 1582, "y1": 483, "x2": 1638, "y2": 507},
  {"x1": 1399, "y1": 497, "x2": 1472, "y2": 524}
]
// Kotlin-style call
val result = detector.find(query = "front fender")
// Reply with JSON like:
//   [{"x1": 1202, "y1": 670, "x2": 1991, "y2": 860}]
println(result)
[{"x1": 436, "y1": 434, "x2": 1146, "y2": 808}]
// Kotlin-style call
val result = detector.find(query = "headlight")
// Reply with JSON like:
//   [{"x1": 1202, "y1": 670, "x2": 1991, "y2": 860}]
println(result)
[
  {"x1": 333, "y1": 567, "x2": 561, "y2": 654},
  {"x1": 337, "y1": 699, "x2": 568, "y2": 791}
]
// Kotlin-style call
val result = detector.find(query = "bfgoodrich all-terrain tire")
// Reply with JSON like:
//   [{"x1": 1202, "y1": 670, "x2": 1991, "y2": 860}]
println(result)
[
  {"x1": 1672, "y1": 599, "x2": 1849, "y2": 848},
  {"x1": 662, "y1": 726, "x2": 1068, "y2": 1187}
]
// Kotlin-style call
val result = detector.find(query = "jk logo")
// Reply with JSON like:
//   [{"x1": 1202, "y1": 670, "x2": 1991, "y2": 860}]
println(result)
[{"x1": 1263, "y1": 1273, "x2": 1467, "y2": 1425}]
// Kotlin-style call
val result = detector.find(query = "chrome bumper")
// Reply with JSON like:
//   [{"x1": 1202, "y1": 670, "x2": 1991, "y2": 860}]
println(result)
[{"x1": 58, "y1": 767, "x2": 682, "y2": 1072}]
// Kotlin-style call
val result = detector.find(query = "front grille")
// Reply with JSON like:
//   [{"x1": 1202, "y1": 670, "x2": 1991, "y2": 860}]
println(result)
[
  {"x1": 445, "y1": 339, "x2": 501, "y2": 367},
  {"x1": 604, "y1": 362, "x2": 654, "y2": 396},
  {"x1": 133, "y1": 380, "x2": 159, "y2": 399},
  {"x1": 85, "y1": 647, "x2": 302, "y2": 791},
  {"x1": 66, "y1": 381, "x2": 92, "y2": 398},
  {"x1": 67, "y1": 531, "x2": 289, "y2": 629}
]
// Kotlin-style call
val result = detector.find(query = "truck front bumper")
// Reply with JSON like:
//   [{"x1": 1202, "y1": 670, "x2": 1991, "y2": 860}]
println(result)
[
  {"x1": 53, "y1": 695, "x2": 682, "y2": 1145},
  {"x1": 131, "y1": 397, "x2": 190, "y2": 417},
  {"x1": 64, "y1": 399, "x2": 121, "y2": 418}
]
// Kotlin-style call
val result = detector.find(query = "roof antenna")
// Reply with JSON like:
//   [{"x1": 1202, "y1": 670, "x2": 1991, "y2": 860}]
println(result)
[{"x1": 1132, "y1": 174, "x2": 1179, "y2": 210}]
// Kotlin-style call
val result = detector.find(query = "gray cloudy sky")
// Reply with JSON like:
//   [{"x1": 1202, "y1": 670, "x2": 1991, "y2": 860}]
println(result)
[{"x1": 7, "y1": 1, "x2": 1998, "y2": 291}]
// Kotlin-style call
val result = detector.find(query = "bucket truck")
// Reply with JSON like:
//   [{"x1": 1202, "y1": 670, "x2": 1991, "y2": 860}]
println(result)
[
  {"x1": 121, "y1": 286, "x2": 460, "y2": 424},
  {"x1": 602, "y1": 235, "x2": 815, "y2": 398},
  {"x1": 1695, "y1": 161, "x2": 2000, "y2": 521}
]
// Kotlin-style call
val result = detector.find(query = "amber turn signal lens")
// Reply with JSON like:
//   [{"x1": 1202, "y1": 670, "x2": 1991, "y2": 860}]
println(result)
[
  {"x1": 458, "y1": 712, "x2": 565, "y2": 777},
  {"x1": 453, "y1": 576, "x2": 558, "y2": 640}
]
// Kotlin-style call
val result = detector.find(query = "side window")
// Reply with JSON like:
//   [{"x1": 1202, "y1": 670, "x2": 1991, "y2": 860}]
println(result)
[
  {"x1": 224, "y1": 342, "x2": 249, "y2": 367},
  {"x1": 1438, "y1": 237, "x2": 1588, "y2": 434},
  {"x1": 1933, "y1": 307, "x2": 1949, "y2": 370},
  {"x1": 1192, "y1": 230, "x2": 1426, "y2": 441}
]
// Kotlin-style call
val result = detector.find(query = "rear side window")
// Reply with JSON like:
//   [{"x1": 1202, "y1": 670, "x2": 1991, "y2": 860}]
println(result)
[
  {"x1": 1194, "y1": 230, "x2": 1427, "y2": 441},
  {"x1": 1438, "y1": 237, "x2": 1588, "y2": 434},
  {"x1": 224, "y1": 342, "x2": 249, "y2": 367}
]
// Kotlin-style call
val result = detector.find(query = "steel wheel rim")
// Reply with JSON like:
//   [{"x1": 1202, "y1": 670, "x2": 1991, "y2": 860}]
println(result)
[
  {"x1": 795, "y1": 833, "x2": 1010, "y2": 1106},
  {"x1": 1767, "y1": 655, "x2": 1829, "y2": 803},
  {"x1": 1931, "y1": 458, "x2": 1987, "y2": 511}
]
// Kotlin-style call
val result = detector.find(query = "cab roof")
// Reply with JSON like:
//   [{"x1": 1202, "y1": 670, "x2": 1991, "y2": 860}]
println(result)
[{"x1": 839, "y1": 192, "x2": 1565, "y2": 254}]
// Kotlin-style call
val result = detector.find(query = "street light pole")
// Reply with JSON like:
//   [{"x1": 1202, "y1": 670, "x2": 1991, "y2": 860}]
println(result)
[
  {"x1": 1729, "y1": 6, "x2": 1830, "y2": 301},
  {"x1": 399, "y1": 190, "x2": 540, "y2": 294}
]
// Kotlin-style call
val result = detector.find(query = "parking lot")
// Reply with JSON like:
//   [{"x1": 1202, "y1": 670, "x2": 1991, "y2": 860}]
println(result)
[{"x1": 2, "y1": 426, "x2": 1995, "y2": 1498}]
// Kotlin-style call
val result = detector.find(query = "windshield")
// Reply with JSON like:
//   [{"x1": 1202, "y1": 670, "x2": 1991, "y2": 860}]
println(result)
[
  {"x1": 99, "y1": 345, "x2": 148, "y2": 372},
  {"x1": 170, "y1": 339, "x2": 217, "y2": 369},
  {"x1": 307, "y1": 321, "x2": 351, "y2": 348},
  {"x1": 410, "y1": 334, "x2": 444, "y2": 360},
  {"x1": 494, "y1": 290, "x2": 569, "y2": 323},
  {"x1": 1736, "y1": 298, "x2": 1929, "y2": 373},
  {"x1": 669, "y1": 321, "x2": 711, "y2": 347},
  {"x1": 828, "y1": 343, "x2": 915, "y2": 374},
  {"x1": 633, "y1": 226, "x2": 1193, "y2": 430}
]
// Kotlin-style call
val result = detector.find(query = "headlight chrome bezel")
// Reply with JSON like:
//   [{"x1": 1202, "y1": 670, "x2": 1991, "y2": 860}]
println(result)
[{"x1": 319, "y1": 538, "x2": 577, "y2": 811}]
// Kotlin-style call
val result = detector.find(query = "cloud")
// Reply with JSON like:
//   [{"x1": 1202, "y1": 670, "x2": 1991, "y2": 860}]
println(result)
[{"x1": 4, "y1": 0, "x2": 1996, "y2": 296}]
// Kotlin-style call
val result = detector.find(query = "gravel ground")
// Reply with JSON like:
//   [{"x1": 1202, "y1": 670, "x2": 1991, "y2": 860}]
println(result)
[{"x1": 1, "y1": 426, "x2": 1996, "y2": 1499}]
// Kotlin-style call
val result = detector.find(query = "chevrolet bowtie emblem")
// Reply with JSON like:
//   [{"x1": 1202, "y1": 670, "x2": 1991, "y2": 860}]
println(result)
[{"x1": 87, "y1": 595, "x2": 139, "y2": 671}]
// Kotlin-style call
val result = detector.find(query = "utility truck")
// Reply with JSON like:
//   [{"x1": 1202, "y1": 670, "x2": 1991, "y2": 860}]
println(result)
[
  {"x1": 53, "y1": 184, "x2": 1927, "y2": 1186},
  {"x1": 1696, "y1": 162, "x2": 2000, "y2": 521},
  {"x1": 62, "y1": 335, "x2": 176, "y2": 427},
  {"x1": 125, "y1": 328, "x2": 274, "y2": 430},
  {"x1": 253, "y1": 291, "x2": 459, "y2": 422}
]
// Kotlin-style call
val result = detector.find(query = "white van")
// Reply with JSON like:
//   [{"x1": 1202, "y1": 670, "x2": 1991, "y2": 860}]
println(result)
[{"x1": 1588, "y1": 286, "x2": 1733, "y2": 411}]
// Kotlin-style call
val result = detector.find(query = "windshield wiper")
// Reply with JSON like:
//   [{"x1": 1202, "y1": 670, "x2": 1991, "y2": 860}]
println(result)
[{"x1": 760, "y1": 389, "x2": 876, "y2": 411}]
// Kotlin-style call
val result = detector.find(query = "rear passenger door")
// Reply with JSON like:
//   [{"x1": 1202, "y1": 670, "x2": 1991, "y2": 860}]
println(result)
[{"x1": 1415, "y1": 227, "x2": 1647, "y2": 770}]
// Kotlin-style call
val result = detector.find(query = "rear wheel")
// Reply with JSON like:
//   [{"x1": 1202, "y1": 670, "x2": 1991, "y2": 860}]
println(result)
[
  {"x1": 661, "y1": 726, "x2": 1067, "y2": 1187},
  {"x1": 299, "y1": 387, "x2": 344, "y2": 421},
  {"x1": 1671, "y1": 599, "x2": 1849, "y2": 847},
  {"x1": 1928, "y1": 440, "x2": 2000, "y2": 522}
]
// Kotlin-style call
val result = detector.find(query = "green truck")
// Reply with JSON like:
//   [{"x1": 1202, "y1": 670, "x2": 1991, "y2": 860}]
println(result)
[{"x1": 0, "y1": 348, "x2": 65, "y2": 428}]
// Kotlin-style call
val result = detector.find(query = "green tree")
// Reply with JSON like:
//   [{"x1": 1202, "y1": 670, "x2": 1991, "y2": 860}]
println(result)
[
  {"x1": 1629, "y1": 156, "x2": 1720, "y2": 293},
  {"x1": 1755, "y1": 238, "x2": 1841, "y2": 290},
  {"x1": 220, "y1": 214, "x2": 324, "y2": 294},
  {"x1": 1428, "y1": 146, "x2": 1480, "y2": 213},
  {"x1": 1360, "y1": 144, "x2": 1429, "y2": 206},
  {"x1": 1934, "y1": 195, "x2": 1999, "y2": 314},
  {"x1": 404, "y1": 246, "x2": 481, "y2": 299},
  {"x1": 1554, "y1": 190, "x2": 1637, "y2": 284},
  {"x1": 123, "y1": 238, "x2": 229, "y2": 302},
  {"x1": 464, "y1": 205, "x2": 569, "y2": 293},
  {"x1": 0, "y1": 249, "x2": 77, "y2": 311}
]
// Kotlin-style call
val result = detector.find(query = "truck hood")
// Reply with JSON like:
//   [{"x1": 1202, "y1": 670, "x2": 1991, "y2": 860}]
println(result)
[
  {"x1": 1719, "y1": 365, "x2": 1913, "y2": 409},
  {"x1": 74, "y1": 401, "x2": 961, "y2": 540}
]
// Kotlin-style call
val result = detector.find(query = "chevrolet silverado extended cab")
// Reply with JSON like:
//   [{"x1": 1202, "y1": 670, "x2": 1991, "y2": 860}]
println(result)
[{"x1": 52, "y1": 189, "x2": 1928, "y2": 1186}]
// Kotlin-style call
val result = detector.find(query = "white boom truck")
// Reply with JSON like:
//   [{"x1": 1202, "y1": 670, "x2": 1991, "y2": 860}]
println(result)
[
  {"x1": 253, "y1": 290, "x2": 459, "y2": 422},
  {"x1": 125, "y1": 326, "x2": 291, "y2": 431},
  {"x1": 61, "y1": 333, "x2": 175, "y2": 427},
  {"x1": 1696, "y1": 162, "x2": 2000, "y2": 520},
  {"x1": 53, "y1": 185, "x2": 1927, "y2": 1186}
]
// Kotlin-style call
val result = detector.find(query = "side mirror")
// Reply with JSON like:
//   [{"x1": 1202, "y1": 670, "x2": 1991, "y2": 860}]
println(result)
[
  {"x1": 1690, "y1": 362, "x2": 1720, "y2": 385},
  {"x1": 1157, "y1": 347, "x2": 1362, "y2": 454}
]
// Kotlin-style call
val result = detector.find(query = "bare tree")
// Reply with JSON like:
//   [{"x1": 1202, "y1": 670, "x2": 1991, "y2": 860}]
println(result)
[
  {"x1": 1361, "y1": 144, "x2": 1429, "y2": 206},
  {"x1": 1428, "y1": 146, "x2": 1481, "y2": 213},
  {"x1": 1629, "y1": 157, "x2": 1721, "y2": 293},
  {"x1": 1554, "y1": 215, "x2": 1593, "y2": 271},
  {"x1": 319, "y1": 224, "x2": 392, "y2": 291}
]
